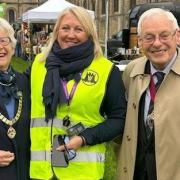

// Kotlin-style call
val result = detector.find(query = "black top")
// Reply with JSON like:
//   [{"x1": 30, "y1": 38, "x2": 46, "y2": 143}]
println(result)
[
  {"x1": 81, "y1": 65, "x2": 127, "y2": 145},
  {"x1": 0, "y1": 72, "x2": 30, "y2": 180}
]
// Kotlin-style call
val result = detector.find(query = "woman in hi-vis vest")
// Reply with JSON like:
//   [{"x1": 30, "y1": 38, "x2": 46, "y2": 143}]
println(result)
[
  {"x1": 30, "y1": 6, "x2": 126, "y2": 180},
  {"x1": 0, "y1": 18, "x2": 30, "y2": 180}
]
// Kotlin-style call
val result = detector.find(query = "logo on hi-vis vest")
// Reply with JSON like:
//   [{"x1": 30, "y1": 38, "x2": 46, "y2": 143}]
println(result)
[{"x1": 82, "y1": 70, "x2": 99, "y2": 86}]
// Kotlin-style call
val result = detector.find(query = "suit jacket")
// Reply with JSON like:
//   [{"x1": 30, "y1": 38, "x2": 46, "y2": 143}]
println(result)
[
  {"x1": 133, "y1": 62, "x2": 157, "y2": 180},
  {"x1": 117, "y1": 48, "x2": 180, "y2": 180},
  {"x1": 0, "y1": 71, "x2": 30, "y2": 180}
]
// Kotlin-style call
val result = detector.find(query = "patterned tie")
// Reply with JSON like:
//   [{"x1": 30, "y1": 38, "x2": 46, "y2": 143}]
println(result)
[{"x1": 146, "y1": 71, "x2": 165, "y2": 138}]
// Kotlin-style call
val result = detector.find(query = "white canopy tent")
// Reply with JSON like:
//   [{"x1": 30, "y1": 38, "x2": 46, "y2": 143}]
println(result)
[{"x1": 22, "y1": 0, "x2": 95, "y2": 23}]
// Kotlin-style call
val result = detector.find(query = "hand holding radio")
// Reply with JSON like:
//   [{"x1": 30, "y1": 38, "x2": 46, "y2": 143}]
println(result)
[
  {"x1": 54, "y1": 122, "x2": 86, "y2": 166},
  {"x1": 56, "y1": 135, "x2": 85, "y2": 151}
]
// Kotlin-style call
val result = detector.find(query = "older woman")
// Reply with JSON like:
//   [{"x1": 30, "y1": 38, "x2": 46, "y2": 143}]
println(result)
[
  {"x1": 30, "y1": 6, "x2": 126, "y2": 180},
  {"x1": 0, "y1": 18, "x2": 30, "y2": 180}
]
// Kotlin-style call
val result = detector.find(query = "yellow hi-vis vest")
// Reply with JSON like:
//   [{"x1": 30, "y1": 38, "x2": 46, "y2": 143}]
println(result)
[{"x1": 30, "y1": 54, "x2": 113, "y2": 180}]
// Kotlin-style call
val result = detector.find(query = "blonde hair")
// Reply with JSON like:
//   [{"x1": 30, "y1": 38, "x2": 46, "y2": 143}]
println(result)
[
  {"x1": 41, "y1": 6, "x2": 102, "y2": 61},
  {"x1": 0, "y1": 17, "x2": 17, "y2": 48},
  {"x1": 138, "y1": 8, "x2": 179, "y2": 36}
]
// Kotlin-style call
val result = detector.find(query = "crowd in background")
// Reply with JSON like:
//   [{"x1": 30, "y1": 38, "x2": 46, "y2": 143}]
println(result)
[{"x1": 14, "y1": 25, "x2": 52, "y2": 60}]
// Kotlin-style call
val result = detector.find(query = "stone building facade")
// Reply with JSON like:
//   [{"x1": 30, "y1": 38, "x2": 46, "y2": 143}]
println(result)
[
  {"x1": 68, "y1": 0, "x2": 175, "y2": 44},
  {"x1": 68, "y1": 0, "x2": 131, "y2": 44},
  {"x1": 0, "y1": 0, "x2": 46, "y2": 24},
  {"x1": 0, "y1": 0, "x2": 177, "y2": 43}
]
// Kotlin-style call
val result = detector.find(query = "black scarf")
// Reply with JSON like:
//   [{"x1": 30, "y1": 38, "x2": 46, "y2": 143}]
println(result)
[
  {"x1": 0, "y1": 66, "x2": 19, "y2": 104},
  {"x1": 43, "y1": 39, "x2": 94, "y2": 121}
]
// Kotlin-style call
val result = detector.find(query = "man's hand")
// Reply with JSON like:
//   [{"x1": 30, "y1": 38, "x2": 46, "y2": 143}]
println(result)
[{"x1": 0, "y1": 150, "x2": 15, "y2": 167}]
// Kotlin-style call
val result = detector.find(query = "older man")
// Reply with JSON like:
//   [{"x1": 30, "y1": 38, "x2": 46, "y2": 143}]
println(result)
[{"x1": 117, "y1": 8, "x2": 180, "y2": 180}]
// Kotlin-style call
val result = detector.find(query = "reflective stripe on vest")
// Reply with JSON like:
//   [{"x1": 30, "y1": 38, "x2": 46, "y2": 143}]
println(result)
[
  {"x1": 31, "y1": 118, "x2": 89, "y2": 129},
  {"x1": 31, "y1": 150, "x2": 105, "y2": 163}
]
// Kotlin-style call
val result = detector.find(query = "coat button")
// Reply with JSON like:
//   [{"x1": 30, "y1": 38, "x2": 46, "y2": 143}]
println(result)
[
  {"x1": 126, "y1": 135, "x2": 131, "y2": 141},
  {"x1": 133, "y1": 103, "x2": 136, "y2": 109},
  {"x1": 123, "y1": 166, "x2": 127, "y2": 173}
]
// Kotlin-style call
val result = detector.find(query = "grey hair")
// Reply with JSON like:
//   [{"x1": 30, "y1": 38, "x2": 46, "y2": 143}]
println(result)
[
  {"x1": 0, "y1": 17, "x2": 17, "y2": 48},
  {"x1": 137, "y1": 8, "x2": 179, "y2": 36},
  {"x1": 40, "y1": 6, "x2": 102, "y2": 62}
]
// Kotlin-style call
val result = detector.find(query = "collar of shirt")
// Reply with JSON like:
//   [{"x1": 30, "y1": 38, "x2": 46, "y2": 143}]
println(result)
[{"x1": 150, "y1": 50, "x2": 177, "y2": 79}]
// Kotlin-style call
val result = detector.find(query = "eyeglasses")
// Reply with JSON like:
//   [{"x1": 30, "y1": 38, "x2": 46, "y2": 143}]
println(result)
[
  {"x1": 0, "y1": 37, "x2": 11, "y2": 46},
  {"x1": 141, "y1": 30, "x2": 177, "y2": 44}
]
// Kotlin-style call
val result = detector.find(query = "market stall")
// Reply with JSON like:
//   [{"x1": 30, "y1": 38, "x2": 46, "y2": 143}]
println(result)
[{"x1": 22, "y1": 0, "x2": 94, "y2": 23}]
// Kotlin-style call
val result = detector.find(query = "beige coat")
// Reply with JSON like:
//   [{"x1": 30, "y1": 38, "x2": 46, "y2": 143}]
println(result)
[{"x1": 117, "y1": 51, "x2": 180, "y2": 180}]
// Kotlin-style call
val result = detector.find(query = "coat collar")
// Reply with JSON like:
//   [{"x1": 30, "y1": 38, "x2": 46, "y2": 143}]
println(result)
[
  {"x1": 130, "y1": 48, "x2": 180, "y2": 77},
  {"x1": 171, "y1": 48, "x2": 180, "y2": 76},
  {"x1": 129, "y1": 56, "x2": 148, "y2": 78}
]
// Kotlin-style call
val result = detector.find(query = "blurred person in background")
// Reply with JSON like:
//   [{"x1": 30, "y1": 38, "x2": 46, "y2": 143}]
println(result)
[{"x1": 15, "y1": 28, "x2": 22, "y2": 58}]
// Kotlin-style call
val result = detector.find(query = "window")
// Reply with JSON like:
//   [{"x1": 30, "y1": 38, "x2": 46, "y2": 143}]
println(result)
[
  {"x1": 92, "y1": 0, "x2": 96, "y2": 11},
  {"x1": 114, "y1": 0, "x2": 119, "y2": 12},
  {"x1": 83, "y1": 0, "x2": 87, "y2": 8},
  {"x1": 9, "y1": 9, "x2": 15, "y2": 24},
  {"x1": 102, "y1": 0, "x2": 106, "y2": 14}
]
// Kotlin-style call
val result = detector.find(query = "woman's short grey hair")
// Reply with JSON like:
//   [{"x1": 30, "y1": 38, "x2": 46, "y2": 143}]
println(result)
[
  {"x1": 137, "y1": 8, "x2": 179, "y2": 36},
  {"x1": 0, "y1": 18, "x2": 17, "y2": 48}
]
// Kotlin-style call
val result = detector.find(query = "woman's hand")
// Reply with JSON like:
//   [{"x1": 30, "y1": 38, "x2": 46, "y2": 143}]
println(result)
[
  {"x1": 56, "y1": 135, "x2": 84, "y2": 151},
  {"x1": 0, "y1": 150, "x2": 15, "y2": 167}
]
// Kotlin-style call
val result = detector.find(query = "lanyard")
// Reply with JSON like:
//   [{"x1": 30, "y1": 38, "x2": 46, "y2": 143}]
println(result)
[
  {"x1": 149, "y1": 75, "x2": 156, "y2": 103},
  {"x1": 62, "y1": 80, "x2": 78, "y2": 105}
]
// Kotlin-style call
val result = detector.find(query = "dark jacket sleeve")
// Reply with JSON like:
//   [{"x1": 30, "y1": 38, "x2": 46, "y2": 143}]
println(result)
[{"x1": 80, "y1": 65, "x2": 127, "y2": 145}]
